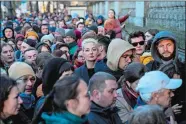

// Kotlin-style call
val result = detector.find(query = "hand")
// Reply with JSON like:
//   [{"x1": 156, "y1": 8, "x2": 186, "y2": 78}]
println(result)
[
  {"x1": 121, "y1": 23, "x2": 125, "y2": 29},
  {"x1": 172, "y1": 104, "x2": 182, "y2": 114},
  {"x1": 128, "y1": 10, "x2": 133, "y2": 15}
]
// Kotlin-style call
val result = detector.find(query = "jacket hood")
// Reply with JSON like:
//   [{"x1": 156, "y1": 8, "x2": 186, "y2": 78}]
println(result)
[
  {"x1": 151, "y1": 31, "x2": 178, "y2": 63},
  {"x1": 42, "y1": 58, "x2": 67, "y2": 95},
  {"x1": 107, "y1": 38, "x2": 135, "y2": 71},
  {"x1": 3, "y1": 27, "x2": 15, "y2": 40}
]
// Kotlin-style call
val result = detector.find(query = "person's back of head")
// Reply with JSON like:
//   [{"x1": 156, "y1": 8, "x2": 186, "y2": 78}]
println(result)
[
  {"x1": 128, "y1": 105, "x2": 167, "y2": 124},
  {"x1": 118, "y1": 62, "x2": 146, "y2": 87},
  {"x1": 97, "y1": 34, "x2": 111, "y2": 53},
  {"x1": 32, "y1": 74, "x2": 89, "y2": 123}
]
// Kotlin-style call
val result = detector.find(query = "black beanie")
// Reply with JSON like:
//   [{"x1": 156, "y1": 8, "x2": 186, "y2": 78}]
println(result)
[{"x1": 24, "y1": 39, "x2": 37, "y2": 47}]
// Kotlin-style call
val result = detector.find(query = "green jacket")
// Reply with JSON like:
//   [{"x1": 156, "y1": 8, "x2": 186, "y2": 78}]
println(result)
[{"x1": 41, "y1": 111, "x2": 88, "y2": 124}]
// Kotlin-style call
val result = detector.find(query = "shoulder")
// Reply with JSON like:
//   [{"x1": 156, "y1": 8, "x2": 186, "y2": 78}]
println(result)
[{"x1": 75, "y1": 64, "x2": 86, "y2": 74}]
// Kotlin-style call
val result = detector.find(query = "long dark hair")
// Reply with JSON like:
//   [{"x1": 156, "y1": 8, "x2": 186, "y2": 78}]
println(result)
[
  {"x1": 109, "y1": 9, "x2": 116, "y2": 19},
  {"x1": 32, "y1": 74, "x2": 81, "y2": 124},
  {"x1": 0, "y1": 75, "x2": 17, "y2": 113}
]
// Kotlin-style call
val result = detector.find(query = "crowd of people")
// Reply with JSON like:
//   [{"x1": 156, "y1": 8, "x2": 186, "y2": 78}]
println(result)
[{"x1": 0, "y1": 8, "x2": 185, "y2": 124}]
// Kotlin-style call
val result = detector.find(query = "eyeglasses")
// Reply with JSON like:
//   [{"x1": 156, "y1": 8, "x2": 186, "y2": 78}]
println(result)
[
  {"x1": 16, "y1": 76, "x2": 36, "y2": 83},
  {"x1": 131, "y1": 41, "x2": 145, "y2": 47}
]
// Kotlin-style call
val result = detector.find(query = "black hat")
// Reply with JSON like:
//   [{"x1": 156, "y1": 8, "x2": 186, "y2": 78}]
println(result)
[
  {"x1": 123, "y1": 62, "x2": 147, "y2": 83},
  {"x1": 24, "y1": 39, "x2": 37, "y2": 47}
]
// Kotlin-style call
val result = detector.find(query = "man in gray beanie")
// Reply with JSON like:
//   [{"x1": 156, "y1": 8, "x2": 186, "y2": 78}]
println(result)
[{"x1": 64, "y1": 29, "x2": 78, "y2": 55}]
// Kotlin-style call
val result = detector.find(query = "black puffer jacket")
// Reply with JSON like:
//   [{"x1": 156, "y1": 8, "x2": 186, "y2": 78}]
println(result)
[{"x1": 88, "y1": 101, "x2": 122, "y2": 124}]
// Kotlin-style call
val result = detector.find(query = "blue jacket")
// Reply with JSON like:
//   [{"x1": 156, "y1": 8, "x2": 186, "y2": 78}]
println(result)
[
  {"x1": 75, "y1": 64, "x2": 95, "y2": 84},
  {"x1": 41, "y1": 111, "x2": 88, "y2": 124}
]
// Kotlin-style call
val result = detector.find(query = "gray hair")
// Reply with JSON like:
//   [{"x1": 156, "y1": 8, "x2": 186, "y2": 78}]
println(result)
[
  {"x1": 88, "y1": 72, "x2": 116, "y2": 95},
  {"x1": 128, "y1": 105, "x2": 166, "y2": 124}
]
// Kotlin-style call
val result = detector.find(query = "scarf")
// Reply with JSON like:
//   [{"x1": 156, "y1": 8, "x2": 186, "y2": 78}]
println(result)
[
  {"x1": 74, "y1": 59, "x2": 84, "y2": 69},
  {"x1": 122, "y1": 84, "x2": 139, "y2": 108},
  {"x1": 19, "y1": 93, "x2": 35, "y2": 109}
]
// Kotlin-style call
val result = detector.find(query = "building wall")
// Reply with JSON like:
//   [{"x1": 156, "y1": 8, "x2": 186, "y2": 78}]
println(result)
[{"x1": 90, "y1": 1, "x2": 185, "y2": 50}]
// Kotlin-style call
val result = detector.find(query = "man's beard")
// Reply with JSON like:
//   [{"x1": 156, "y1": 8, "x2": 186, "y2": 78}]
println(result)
[{"x1": 158, "y1": 51, "x2": 175, "y2": 61}]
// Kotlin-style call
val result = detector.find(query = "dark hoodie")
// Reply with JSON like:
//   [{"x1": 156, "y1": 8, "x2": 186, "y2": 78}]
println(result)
[
  {"x1": 42, "y1": 58, "x2": 68, "y2": 95},
  {"x1": 146, "y1": 31, "x2": 183, "y2": 75},
  {"x1": 88, "y1": 101, "x2": 122, "y2": 124},
  {"x1": 146, "y1": 31, "x2": 185, "y2": 123},
  {"x1": 2, "y1": 27, "x2": 15, "y2": 42}
]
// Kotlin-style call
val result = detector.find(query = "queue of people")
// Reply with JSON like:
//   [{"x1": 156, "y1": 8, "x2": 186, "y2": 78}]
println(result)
[{"x1": 0, "y1": 8, "x2": 185, "y2": 124}]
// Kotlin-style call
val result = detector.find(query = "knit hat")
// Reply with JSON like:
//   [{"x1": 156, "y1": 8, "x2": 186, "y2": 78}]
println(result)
[
  {"x1": 107, "y1": 38, "x2": 135, "y2": 71},
  {"x1": 14, "y1": 26, "x2": 22, "y2": 33},
  {"x1": 88, "y1": 25, "x2": 98, "y2": 34},
  {"x1": 25, "y1": 31, "x2": 39, "y2": 39},
  {"x1": 65, "y1": 30, "x2": 76, "y2": 39},
  {"x1": 81, "y1": 27, "x2": 90, "y2": 36},
  {"x1": 35, "y1": 52, "x2": 53, "y2": 67},
  {"x1": 123, "y1": 62, "x2": 146, "y2": 83},
  {"x1": 40, "y1": 34, "x2": 54, "y2": 45},
  {"x1": 16, "y1": 34, "x2": 25, "y2": 39},
  {"x1": 55, "y1": 28, "x2": 65, "y2": 37},
  {"x1": 8, "y1": 62, "x2": 35, "y2": 80},
  {"x1": 24, "y1": 39, "x2": 37, "y2": 47},
  {"x1": 5, "y1": 21, "x2": 13, "y2": 28},
  {"x1": 74, "y1": 30, "x2": 81, "y2": 39}
]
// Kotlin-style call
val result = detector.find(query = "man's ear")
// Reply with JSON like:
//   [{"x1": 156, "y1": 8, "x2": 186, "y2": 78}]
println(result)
[
  {"x1": 152, "y1": 92, "x2": 159, "y2": 101},
  {"x1": 92, "y1": 90, "x2": 100, "y2": 100}
]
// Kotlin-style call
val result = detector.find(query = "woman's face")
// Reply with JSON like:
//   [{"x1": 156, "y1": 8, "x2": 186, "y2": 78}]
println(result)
[
  {"x1": 108, "y1": 10, "x2": 115, "y2": 19},
  {"x1": 5, "y1": 28, "x2": 13, "y2": 38},
  {"x1": 145, "y1": 32, "x2": 153, "y2": 42},
  {"x1": 73, "y1": 80, "x2": 90, "y2": 117},
  {"x1": 77, "y1": 50, "x2": 85, "y2": 63},
  {"x1": 127, "y1": 80, "x2": 139, "y2": 92},
  {"x1": 17, "y1": 40, "x2": 23, "y2": 50},
  {"x1": 2, "y1": 86, "x2": 23, "y2": 118},
  {"x1": 59, "y1": 21, "x2": 65, "y2": 28},
  {"x1": 98, "y1": 27, "x2": 105, "y2": 35},
  {"x1": 83, "y1": 42, "x2": 98, "y2": 61}
]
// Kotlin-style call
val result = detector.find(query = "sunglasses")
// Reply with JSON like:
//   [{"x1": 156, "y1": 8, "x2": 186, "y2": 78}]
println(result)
[{"x1": 132, "y1": 41, "x2": 145, "y2": 47}]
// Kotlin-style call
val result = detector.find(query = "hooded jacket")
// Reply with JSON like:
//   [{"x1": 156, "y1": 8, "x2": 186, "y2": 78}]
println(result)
[
  {"x1": 151, "y1": 31, "x2": 178, "y2": 64},
  {"x1": 42, "y1": 58, "x2": 68, "y2": 95},
  {"x1": 88, "y1": 101, "x2": 122, "y2": 124},
  {"x1": 146, "y1": 31, "x2": 185, "y2": 122},
  {"x1": 107, "y1": 38, "x2": 135, "y2": 71},
  {"x1": 146, "y1": 31, "x2": 183, "y2": 76},
  {"x1": 2, "y1": 27, "x2": 15, "y2": 42},
  {"x1": 41, "y1": 112, "x2": 89, "y2": 124}
]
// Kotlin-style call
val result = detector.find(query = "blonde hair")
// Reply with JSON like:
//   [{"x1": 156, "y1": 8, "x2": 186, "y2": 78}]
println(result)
[{"x1": 82, "y1": 38, "x2": 98, "y2": 49}]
